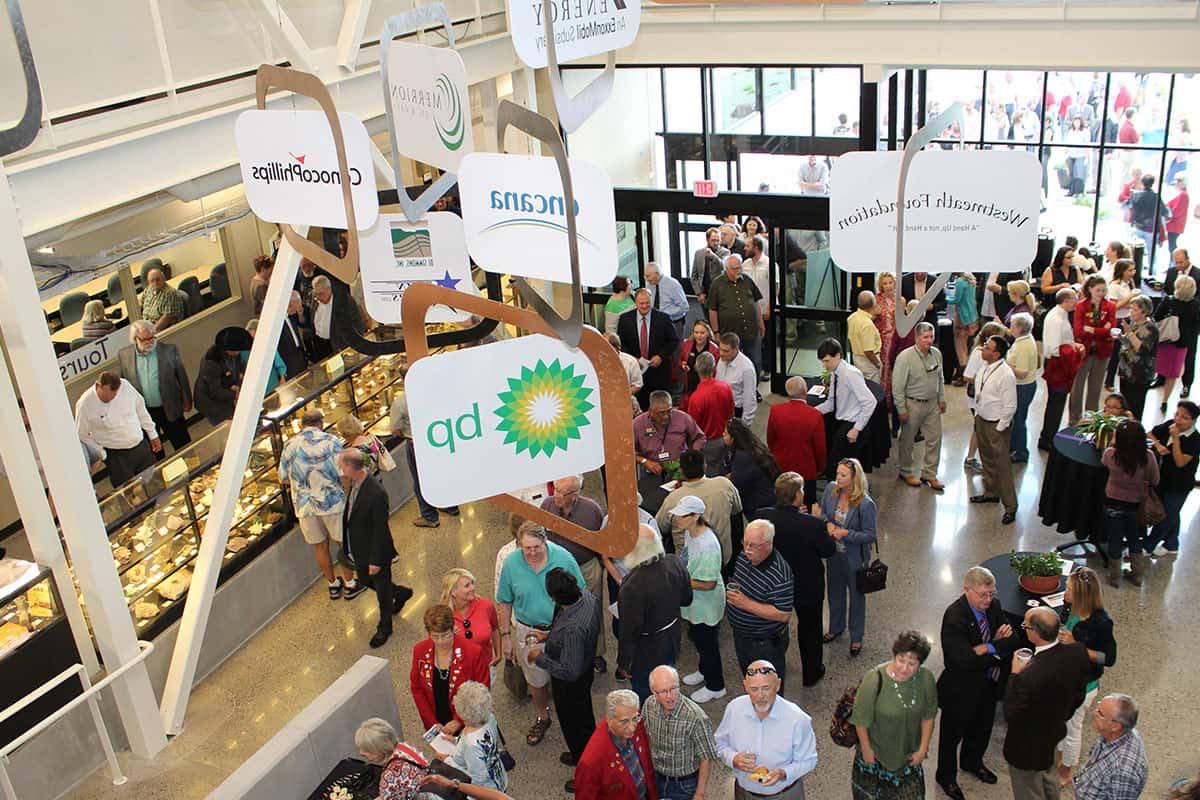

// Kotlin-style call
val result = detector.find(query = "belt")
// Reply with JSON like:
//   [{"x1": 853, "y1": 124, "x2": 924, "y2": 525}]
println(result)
[
  {"x1": 741, "y1": 778, "x2": 800, "y2": 798},
  {"x1": 979, "y1": 417, "x2": 999, "y2": 424},
  {"x1": 516, "y1": 619, "x2": 551, "y2": 631},
  {"x1": 657, "y1": 770, "x2": 699, "y2": 782},
  {"x1": 640, "y1": 618, "x2": 678, "y2": 637}
]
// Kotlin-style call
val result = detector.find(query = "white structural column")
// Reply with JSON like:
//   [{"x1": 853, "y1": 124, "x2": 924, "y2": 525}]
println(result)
[
  {"x1": 0, "y1": 163, "x2": 166, "y2": 757},
  {"x1": 336, "y1": 0, "x2": 373, "y2": 71},
  {"x1": 250, "y1": 0, "x2": 318, "y2": 74},
  {"x1": 159, "y1": 230, "x2": 305, "y2": 734}
]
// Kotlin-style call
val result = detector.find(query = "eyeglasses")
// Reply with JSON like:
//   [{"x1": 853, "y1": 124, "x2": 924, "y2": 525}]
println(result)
[
  {"x1": 651, "y1": 685, "x2": 679, "y2": 696},
  {"x1": 135, "y1": 335, "x2": 156, "y2": 344},
  {"x1": 614, "y1": 714, "x2": 643, "y2": 727},
  {"x1": 461, "y1": 618, "x2": 473, "y2": 640},
  {"x1": 745, "y1": 666, "x2": 777, "y2": 676},
  {"x1": 1020, "y1": 623, "x2": 1033, "y2": 631}
]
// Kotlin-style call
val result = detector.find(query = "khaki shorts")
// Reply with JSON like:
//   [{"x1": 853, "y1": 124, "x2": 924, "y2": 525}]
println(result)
[
  {"x1": 514, "y1": 619, "x2": 551, "y2": 689},
  {"x1": 298, "y1": 512, "x2": 343, "y2": 545}
]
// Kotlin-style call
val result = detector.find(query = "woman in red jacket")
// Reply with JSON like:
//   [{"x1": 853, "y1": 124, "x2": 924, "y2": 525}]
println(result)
[
  {"x1": 410, "y1": 604, "x2": 491, "y2": 736},
  {"x1": 679, "y1": 321, "x2": 720, "y2": 412},
  {"x1": 1069, "y1": 275, "x2": 1117, "y2": 425}
]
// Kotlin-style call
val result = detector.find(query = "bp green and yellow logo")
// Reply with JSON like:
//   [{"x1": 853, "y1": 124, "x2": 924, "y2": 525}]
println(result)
[
  {"x1": 434, "y1": 72, "x2": 465, "y2": 152},
  {"x1": 494, "y1": 359, "x2": 595, "y2": 458}
]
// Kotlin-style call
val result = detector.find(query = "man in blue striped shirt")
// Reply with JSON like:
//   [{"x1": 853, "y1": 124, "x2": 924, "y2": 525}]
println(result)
[{"x1": 725, "y1": 519, "x2": 794, "y2": 691}]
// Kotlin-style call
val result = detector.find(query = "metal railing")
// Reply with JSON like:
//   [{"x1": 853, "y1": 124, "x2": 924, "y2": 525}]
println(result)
[{"x1": 0, "y1": 641, "x2": 155, "y2": 800}]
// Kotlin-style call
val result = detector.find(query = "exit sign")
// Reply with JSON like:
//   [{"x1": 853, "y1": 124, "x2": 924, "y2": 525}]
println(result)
[{"x1": 692, "y1": 180, "x2": 719, "y2": 198}]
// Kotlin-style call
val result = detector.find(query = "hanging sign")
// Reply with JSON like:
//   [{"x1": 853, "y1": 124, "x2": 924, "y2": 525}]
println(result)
[
  {"x1": 234, "y1": 109, "x2": 379, "y2": 230},
  {"x1": 359, "y1": 212, "x2": 478, "y2": 324},
  {"x1": 692, "y1": 179, "x2": 719, "y2": 198},
  {"x1": 406, "y1": 334, "x2": 604, "y2": 507},
  {"x1": 829, "y1": 150, "x2": 1040, "y2": 272},
  {"x1": 384, "y1": 43, "x2": 474, "y2": 173},
  {"x1": 507, "y1": 0, "x2": 641, "y2": 69},
  {"x1": 458, "y1": 152, "x2": 617, "y2": 286}
]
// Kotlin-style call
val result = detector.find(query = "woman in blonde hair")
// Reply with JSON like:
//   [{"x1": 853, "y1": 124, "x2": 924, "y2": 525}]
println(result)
[
  {"x1": 1056, "y1": 567, "x2": 1117, "y2": 786},
  {"x1": 1153, "y1": 274, "x2": 1199, "y2": 412},
  {"x1": 816, "y1": 457, "x2": 877, "y2": 657},
  {"x1": 81, "y1": 300, "x2": 116, "y2": 340},
  {"x1": 335, "y1": 413, "x2": 388, "y2": 475},
  {"x1": 1003, "y1": 279, "x2": 1038, "y2": 326},
  {"x1": 875, "y1": 273, "x2": 899, "y2": 432},
  {"x1": 951, "y1": 272, "x2": 980, "y2": 385},
  {"x1": 442, "y1": 567, "x2": 502, "y2": 670}
]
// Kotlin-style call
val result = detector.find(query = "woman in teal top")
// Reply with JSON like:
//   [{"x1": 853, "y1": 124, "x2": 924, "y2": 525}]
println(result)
[
  {"x1": 667, "y1": 495, "x2": 726, "y2": 702},
  {"x1": 604, "y1": 276, "x2": 635, "y2": 335},
  {"x1": 849, "y1": 630, "x2": 938, "y2": 800},
  {"x1": 952, "y1": 272, "x2": 980, "y2": 385},
  {"x1": 241, "y1": 319, "x2": 289, "y2": 392}
]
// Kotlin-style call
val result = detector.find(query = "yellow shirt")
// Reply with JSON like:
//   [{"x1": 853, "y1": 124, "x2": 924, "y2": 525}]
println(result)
[
  {"x1": 1007, "y1": 335, "x2": 1040, "y2": 385},
  {"x1": 848, "y1": 309, "x2": 882, "y2": 357}
]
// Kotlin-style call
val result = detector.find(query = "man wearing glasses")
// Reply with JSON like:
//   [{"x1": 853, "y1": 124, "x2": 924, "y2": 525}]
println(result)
[
  {"x1": 726, "y1": 520, "x2": 794, "y2": 691},
  {"x1": 574, "y1": 689, "x2": 658, "y2": 799},
  {"x1": 714, "y1": 660, "x2": 817, "y2": 799},
  {"x1": 643, "y1": 666, "x2": 718, "y2": 800},
  {"x1": 118, "y1": 320, "x2": 193, "y2": 453},
  {"x1": 935, "y1": 567, "x2": 1019, "y2": 800},
  {"x1": 892, "y1": 321, "x2": 947, "y2": 492}
]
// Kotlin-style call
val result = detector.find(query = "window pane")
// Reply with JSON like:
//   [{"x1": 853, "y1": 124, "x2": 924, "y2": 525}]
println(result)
[
  {"x1": 1097, "y1": 149, "x2": 1172, "y2": 270},
  {"x1": 712, "y1": 68, "x2": 760, "y2": 134},
  {"x1": 739, "y1": 152, "x2": 835, "y2": 197},
  {"x1": 563, "y1": 68, "x2": 662, "y2": 188},
  {"x1": 1169, "y1": 74, "x2": 1199, "y2": 149},
  {"x1": 1045, "y1": 72, "x2": 1103, "y2": 144},
  {"x1": 983, "y1": 70, "x2": 1043, "y2": 146},
  {"x1": 926, "y1": 69, "x2": 983, "y2": 143},
  {"x1": 1163, "y1": 157, "x2": 1191, "y2": 255},
  {"x1": 664, "y1": 68, "x2": 702, "y2": 132},
  {"x1": 763, "y1": 68, "x2": 812, "y2": 136},
  {"x1": 814, "y1": 68, "x2": 860, "y2": 136},
  {"x1": 1040, "y1": 145, "x2": 1098, "y2": 247},
  {"x1": 1108, "y1": 73, "x2": 1171, "y2": 146}
]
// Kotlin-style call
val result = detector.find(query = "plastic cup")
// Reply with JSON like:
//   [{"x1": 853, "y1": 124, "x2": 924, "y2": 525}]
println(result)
[
  {"x1": 726, "y1": 582, "x2": 742, "y2": 596},
  {"x1": 1015, "y1": 648, "x2": 1033, "y2": 664}
]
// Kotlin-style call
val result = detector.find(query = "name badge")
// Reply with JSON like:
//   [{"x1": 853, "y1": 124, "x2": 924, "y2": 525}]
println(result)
[{"x1": 658, "y1": 452, "x2": 670, "y2": 461}]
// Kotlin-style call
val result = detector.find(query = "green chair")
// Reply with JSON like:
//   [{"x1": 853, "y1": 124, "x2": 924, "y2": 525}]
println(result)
[
  {"x1": 139, "y1": 258, "x2": 164, "y2": 287},
  {"x1": 58, "y1": 291, "x2": 89, "y2": 326},
  {"x1": 209, "y1": 263, "x2": 231, "y2": 302},
  {"x1": 106, "y1": 272, "x2": 123, "y2": 304},
  {"x1": 178, "y1": 276, "x2": 203, "y2": 317},
  {"x1": 70, "y1": 337, "x2": 90, "y2": 350}
]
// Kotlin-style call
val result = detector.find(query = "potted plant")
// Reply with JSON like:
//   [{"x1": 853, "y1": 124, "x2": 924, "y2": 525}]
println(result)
[
  {"x1": 1077, "y1": 411, "x2": 1122, "y2": 451},
  {"x1": 1010, "y1": 550, "x2": 1064, "y2": 595}
]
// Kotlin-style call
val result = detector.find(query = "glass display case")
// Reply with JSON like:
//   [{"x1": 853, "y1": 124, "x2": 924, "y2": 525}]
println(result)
[{"x1": 0, "y1": 559, "x2": 61, "y2": 658}]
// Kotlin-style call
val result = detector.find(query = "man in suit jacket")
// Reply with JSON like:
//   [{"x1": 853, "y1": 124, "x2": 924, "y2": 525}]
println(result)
[
  {"x1": 1004, "y1": 607, "x2": 1092, "y2": 800},
  {"x1": 339, "y1": 449, "x2": 411, "y2": 648},
  {"x1": 575, "y1": 690, "x2": 659, "y2": 800},
  {"x1": 118, "y1": 320, "x2": 192, "y2": 452},
  {"x1": 277, "y1": 291, "x2": 310, "y2": 379},
  {"x1": 618, "y1": 289, "x2": 679, "y2": 410},
  {"x1": 936, "y1": 566, "x2": 1020, "y2": 800},
  {"x1": 901, "y1": 271, "x2": 947, "y2": 326},
  {"x1": 756, "y1": 472, "x2": 836, "y2": 687},
  {"x1": 766, "y1": 376, "x2": 827, "y2": 507}
]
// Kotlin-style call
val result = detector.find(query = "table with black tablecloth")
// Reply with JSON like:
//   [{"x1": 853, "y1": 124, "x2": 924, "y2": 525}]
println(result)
[
  {"x1": 979, "y1": 552, "x2": 1067, "y2": 625},
  {"x1": 1037, "y1": 426, "x2": 1110, "y2": 563},
  {"x1": 806, "y1": 377, "x2": 891, "y2": 475}
]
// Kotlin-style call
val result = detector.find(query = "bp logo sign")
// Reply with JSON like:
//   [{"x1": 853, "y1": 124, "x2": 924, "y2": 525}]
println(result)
[
  {"x1": 405, "y1": 335, "x2": 605, "y2": 507},
  {"x1": 495, "y1": 359, "x2": 595, "y2": 457}
]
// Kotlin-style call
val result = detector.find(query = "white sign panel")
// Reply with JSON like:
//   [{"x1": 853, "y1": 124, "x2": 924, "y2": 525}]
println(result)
[
  {"x1": 385, "y1": 43, "x2": 473, "y2": 173},
  {"x1": 359, "y1": 212, "x2": 479, "y2": 324},
  {"x1": 235, "y1": 110, "x2": 379, "y2": 230},
  {"x1": 507, "y1": 0, "x2": 641, "y2": 69},
  {"x1": 458, "y1": 153, "x2": 617, "y2": 286},
  {"x1": 829, "y1": 150, "x2": 1041, "y2": 272},
  {"x1": 406, "y1": 334, "x2": 604, "y2": 507},
  {"x1": 57, "y1": 330, "x2": 123, "y2": 381}
]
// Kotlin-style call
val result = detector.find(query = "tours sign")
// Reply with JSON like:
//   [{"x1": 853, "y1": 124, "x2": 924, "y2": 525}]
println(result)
[
  {"x1": 405, "y1": 334, "x2": 605, "y2": 507},
  {"x1": 508, "y1": 0, "x2": 641, "y2": 69}
]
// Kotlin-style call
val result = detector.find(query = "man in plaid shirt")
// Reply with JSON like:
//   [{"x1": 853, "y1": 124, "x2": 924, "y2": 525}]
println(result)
[
  {"x1": 140, "y1": 268, "x2": 187, "y2": 332},
  {"x1": 1072, "y1": 694, "x2": 1149, "y2": 800},
  {"x1": 643, "y1": 666, "x2": 719, "y2": 800}
]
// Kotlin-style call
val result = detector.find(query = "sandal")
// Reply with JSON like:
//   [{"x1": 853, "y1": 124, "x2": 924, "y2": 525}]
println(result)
[
  {"x1": 526, "y1": 714, "x2": 552, "y2": 746},
  {"x1": 822, "y1": 631, "x2": 843, "y2": 645},
  {"x1": 850, "y1": 643, "x2": 863, "y2": 657}
]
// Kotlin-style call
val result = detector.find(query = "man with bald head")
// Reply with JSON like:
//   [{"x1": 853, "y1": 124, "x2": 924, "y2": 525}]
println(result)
[
  {"x1": 643, "y1": 665, "x2": 718, "y2": 800},
  {"x1": 726, "y1": 519, "x2": 794, "y2": 690},
  {"x1": 140, "y1": 267, "x2": 187, "y2": 332},
  {"x1": 617, "y1": 524, "x2": 693, "y2": 703},
  {"x1": 847, "y1": 289, "x2": 882, "y2": 382},
  {"x1": 1003, "y1": 606, "x2": 1092, "y2": 800},
  {"x1": 766, "y1": 376, "x2": 827, "y2": 507}
]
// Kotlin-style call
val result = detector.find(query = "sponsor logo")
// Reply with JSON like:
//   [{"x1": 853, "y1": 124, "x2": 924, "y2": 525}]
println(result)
[
  {"x1": 392, "y1": 227, "x2": 432, "y2": 259},
  {"x1": 481, "y1": 190, "x2": 593, "y2": 242},
  {"x1": 390, "y1": 72, "x2": 466, "y2": 153},
  {"x1": 493, "y1": 358, "x2": 595, "y2": 458},
  {"x1": 248, "y1": 159, "x2": 363, "y2": 187}
]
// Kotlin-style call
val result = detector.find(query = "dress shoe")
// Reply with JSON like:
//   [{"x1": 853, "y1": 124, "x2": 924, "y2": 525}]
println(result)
[
  {"x1": 802, "y1": 664, "x2": 827, "y2": 687},
  {"x1": 413, "y1": 518, "x2": 439, "y2": 528},
  {"x1": 901, "y1": 474, "x2": 921, "y2": 487},
  {"x1": 1001, "y1": 511, "x2": 1016, "y2": 525},
  {"x1": 963, "y1": 764, "x2": 998, "y2": 784},
  {"x1": 559, "y1": 751, "x2": 578, "y2": 766},
  {"x1": 922, "y1": 478, "x2": 946, "y2": 492},
  {"x1": 443, "y1": 507, "x2": 461, "y2": 516},
  {"x1": 969, "y1": 495, "x2": 1000, "y2": 504},
  {"x1": 565, "y1": 780, "x2": 576, "y2": 794},
  {"x1": 392, "y1": 585, "x2": 414, "y2": 613},
  {"x1": 937, "y1": 779, "x2": 966, "y2": 800},
  {"x1": 369, "y1": 629, "x2": 391, "y2": 648},
  {"x1": 594, "y1": 656, "x2": 608, "y2": 674}
]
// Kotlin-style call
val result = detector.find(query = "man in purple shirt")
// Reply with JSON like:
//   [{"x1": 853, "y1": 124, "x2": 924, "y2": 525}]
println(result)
[{"x1": 633, "y1": 390, "x2": 706, "y2": 482}]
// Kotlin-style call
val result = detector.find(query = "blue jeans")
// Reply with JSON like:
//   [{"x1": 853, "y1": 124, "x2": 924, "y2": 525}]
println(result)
[
  {"x1": 1146, "y1": 490, "x2": 1188, "y2": 552},
  {"x1": 742, "y1": 335, "x2": 763, "y2": 376},
  {"x1": 1132, "y1": 228, "x2": 1157, "y2": 271},
  {"x1": 656, "y1": 771, "x2": 699, "y2": 800},
  {"x1": 1010, "y1": 382, "x2": 1037, "y2": 459},
  {"x1": 405, "y1": 442, "x2": 457, "y2": 522},
  {"x1": 827, "y1": 552, "x2": 866, "y2": 644},
  {"x1": 1104, "y1": 505, "x2": 1144, "y2": 560}
]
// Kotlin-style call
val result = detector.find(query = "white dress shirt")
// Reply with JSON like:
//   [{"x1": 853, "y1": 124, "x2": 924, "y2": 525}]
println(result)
[
  {"x1": 617, "y1": 350, "x2": 644, "y2": 392},
  {"x1": 743, "y1": 254, "x2": 771, "y2": 316},
  {"x1": 715, "y1": 694, "x2": 818, "y2": 795},
  {"x1": 1043, "y1": 305, "x2": 1074, "y2": 360},
  {"x1": 75, "y1": 378, "x2": 157, "y2": 450},
  {"x1": 313, "y1": 299, "x2": 332, "y2": 340},
  {"x1": 974, "y1": 360, "x2": 1018, "y2": 431},
  {"x1": 649, "y1": 273, "x2": 690, "y2": 322},
  {"x1": 716, "y1": 351, "x2": 759, "y2": 423},
  {"x1": 816, "y1": 359, "x2": 877, "y2": 431}
]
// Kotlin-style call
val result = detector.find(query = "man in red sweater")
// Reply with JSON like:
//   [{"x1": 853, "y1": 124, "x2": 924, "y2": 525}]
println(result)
[
  {"x1": 1166, "y1": 175, "x2": 1189, "y2": 254},
  {"x1": 575, "y1": 689, "x2": 659, "y2": 799},
  {"x1": 687, "y1": 352, "x2": 734, "y2": 476},
  {"x1": 766, "y1": 376, "x2": 827, "y2": 507}
]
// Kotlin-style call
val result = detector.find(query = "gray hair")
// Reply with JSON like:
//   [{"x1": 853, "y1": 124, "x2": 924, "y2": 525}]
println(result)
[
  {"x1": 645, "y1": 262, "x2": 661, "y2": 276},
  {"x1": 1027, "y1": 607, "x2": 1060, "y2": 641},
  {"x1": 1010, "y1": 312, "x2": 1034, "y2": 335},
  {"x1": 964, "y1": 566, "x2": 996, "y2": 589},
  {"x1": 606, "y1": 689, "x2": 640, "y2": 718},
  {"x1": 517, "y1": 522, "x2": 548, "y2": 546},
  {"x1": 1055, "y1": 287, "x2": 1077, "y2": 305},
  {"x1": 649, "y1": 665, "x2": 679, "y2": 689},
  {"x1": 695, "y1": 351, "x2": 716, "y2": 378},
  {"x1": 648, "y1": 390, "x2": 672, "y2": 408},
  {"x1": 313, "y1": 275, "x2": 332, "y2": 290},
  {"x1": 858, "y1": 290, "x2": 876, "y2": 310},
  {"x1": 129, "y1": 319, "x2": 155, "y2": 343},
  {"x1": 745, "y1": 518, "x2": 776, "y2": 543},
  {"x1": 635, "y1": 288, "x2": 652, "y2": 302},
  {"x1": 785, "y1": 376, "x2": 809, "y2": 399},
  {"x1": 1104, "y1": 693, "x2": 1139, "y2": 730},
  {"x1": 724, "y1": 254, "x2": 743, "y2": 269},
  {"x1": 1174, "y1": 275, "x2": 1196, "y2": 302},
  {"x1": 354, "y1": 718, "x2": 398, "y2": 759},
  {"x1": 914, "y1": 321, "x2": 935, "y2": 337},
  {"x1": 340, "y1": 448, "x2": 366, "y2": 472},
  {"x1": 245, "y1": 319, "x2": 260, "y2": 336},
  {"x1": 1130, "y1": 295, "x2": 1153, "y2": 316},
  {"x1": 451, "y1": 680, "x2": 494, "y2": 726},
  {"x1": 624, "y1": 523, "x2": 665, "y2": 568},
  {"x1": 301, "y1": 408, "x2": 324, "y2": 428}
]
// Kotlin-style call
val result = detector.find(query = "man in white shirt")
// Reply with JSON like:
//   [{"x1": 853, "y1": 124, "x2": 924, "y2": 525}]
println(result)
[
  {"x1": 815, "y1": 338, "x2": 878, "y2": 478},
  {"x1": 75, "y1": 371, "x2": 161, "y2": 487},
  {"x1": 970, "y1": 336, "x2": 1019, "y2": 524},
  {"x1": 645, "y1": 262, "x2": 690, "y2": 341},
  {"x1": 716, "y1": 332, "x2": 758, "y2": 424},
  {"x1": 1038, "y1": 288, "x2": 1085, "y2": 452},
  {"x1": 743, "y1": 236, "x2": 772, "y2": 377},
  {"x1": 311, "y1": 275, "x2": 334, "y2": 360},
  {"x1": 606, "y1": 332, "x2": 644, "y2": 400},
  {"x1": 798, "y1": 155, "x2": 830, "y2": 196}
]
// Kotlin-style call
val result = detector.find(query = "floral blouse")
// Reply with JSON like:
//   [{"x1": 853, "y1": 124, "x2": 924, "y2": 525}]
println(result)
[
  {"x1": 1118, "y1": 318, "x2": 1159, "y2": 384},
  {"x1": 379, "y1": 742, "x2": 427, "y2": 800}
]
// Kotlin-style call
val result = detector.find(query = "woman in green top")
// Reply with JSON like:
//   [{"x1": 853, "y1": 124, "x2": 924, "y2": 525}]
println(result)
[
  {"x1": 951, "y1": 272, "x2": 980, "y2": 385},
  {"x1": 604, "y1": 276, "x2": 635, "y2": 335},
  {"x1": 1056, "y1": 566, "x2": 1116, "y2": 786},
  {"x1": 667, "y1": 495, "x2": 727, "y2": 703},
  {"x1": 850, "y1": 630, "x2": 938, "y2": 800}
]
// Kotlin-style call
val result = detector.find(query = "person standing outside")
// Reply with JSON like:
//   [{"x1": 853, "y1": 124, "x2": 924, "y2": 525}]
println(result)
[
  {"x1": 1006, "y1": 313, "x2": 1040, "y2": 463},
  {"x1": 668, "y1": 496, "x2": 727, "y2": 703},
  {"x1": 848, "y1": 290, "x2": 883, "y2": 383},
  {"x1": 1146, "y1": 400, "x2": 1200, "y2": 555},
  {"x1": 798, "y1": 154, "x2": 830, "y2": 195},
  {"x1": 118, "y1": 321, "x2": 192, "y2": 452},
  {"x1": 725, "y1": 520, "x2": 794, "y2": 689},
  {"x1": 816, "y1": 338, "x2": 878, "y2": 478},
  {"x1": 390, "y1": 389, "x2": 459, "y2": 528},
  {"x1": 716, "y1": 333, "x2": 759, "y2": 424},
  {"x1": 892, "y1": 321, "x2": 947, "y2": 492},
  {"x1": 714, "y1": 660, "x2": 818, "y2": 800},
  {"x1": 619, "y1": 290, "x2": 680, "y2": 410},
  {"x1": 643, "y1": 666, "x2": 719, "y2": 800},
  {"x1": 970, "y1": 336, "x2": 1019, "y2": 525},
  {"x1": 766, "y1": 377, "x2": 827, "y2": 508},
  {"x1": 1071, "y1": 694, "x2": 1149, "y2": 800},
  {"x1": 708, "y1": 255, "x2": 766, "y2": 378},
  {"x1": 75, "y1": 371, "x2": 162, "y2": 486},
  {"x1": 687, "y1": 352, "x2": 734, "y2": 476}
]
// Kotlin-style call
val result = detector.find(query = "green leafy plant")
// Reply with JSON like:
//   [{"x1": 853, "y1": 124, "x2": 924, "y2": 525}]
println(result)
[
  {"x1": 1078, "y1": 411, "x2": 1122, "y2": 449},
  {"x1": 1009, "y1": 550, "x2": 1063, "y2": 578}
]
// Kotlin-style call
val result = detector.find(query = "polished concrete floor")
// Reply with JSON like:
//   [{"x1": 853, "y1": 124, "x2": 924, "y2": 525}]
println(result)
[{"x1": 69, "y1": 380, "x2": 1198, "y2": 800}]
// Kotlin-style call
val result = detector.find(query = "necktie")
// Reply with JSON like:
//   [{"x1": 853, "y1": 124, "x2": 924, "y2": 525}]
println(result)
[
  {"x1": 640, "y1": 316, "x2": 649, "y2": 359},
  {"x1": 652, "y1": 286, "x2": 660, "y2": 310},
  {"x1": 831, "y1": 372, "x2": 839, "y2": 415},
  {"x1": 977, "y1": 613, "x2": 1001, "y2": 681}
]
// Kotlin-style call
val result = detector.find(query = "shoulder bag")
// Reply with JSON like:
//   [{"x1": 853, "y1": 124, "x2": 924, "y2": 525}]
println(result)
[
  {"x1": 394, "y1": 755, "x2": 472, "y2": 800},
  {"x1": 855, "y1": 539, "x2": 889, "y2": 595},
  {"x1": 830, "y1": 667, "x2": 883, "y2": 747},
  {"x1": 1138, "y1": 481, "x2": 1166, "y2": 527},
  {"x1": 374, "y1": 436, "x2": 398, "y2": 472},
  {"x1": 1158, "y1": 300, "x2": 1181, "y2": 343}
]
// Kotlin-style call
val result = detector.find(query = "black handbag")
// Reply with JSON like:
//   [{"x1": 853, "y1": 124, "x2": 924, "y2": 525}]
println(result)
[
  {"x1": 855, "y1": 542, "x2": 888, "y2": 595},
  {"x1": 309, "y1": 758, "x2": 382, "y2": 800}
]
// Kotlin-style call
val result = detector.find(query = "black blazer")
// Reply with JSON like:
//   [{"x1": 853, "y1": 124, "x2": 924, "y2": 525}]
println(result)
[
  {"x1": 901, "y1": 273, "x2": 947, "y2": 325},
  {"x1": 1058, "y1": 606, "x2": 1116, "y2": 685},
  {"x1": 1003, "y1": 642, "x2": 1092, "y2": 771},
  {"x1": 616, "y1": 555, "x2": 693, "y2": 675},
  {"x1": 277, "y1": 316, "x2": 309, "y2": 379},
  {"x1": 1163, "y1": 265, "x2": 1200, "y2": 298},
  {"x1": 756, "y1": 505, "x2": 836, "y2": 608},
  {"x1": 343, "y1": 476, "x2": 397, "y2": 584},
  {"x1": 936, "y1": 595, "x2": 1018, "y2": 717},
  {"x1": 617, "y1": 308, "x2": 679, "y2": 391}
]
